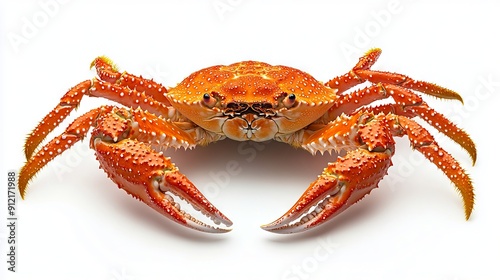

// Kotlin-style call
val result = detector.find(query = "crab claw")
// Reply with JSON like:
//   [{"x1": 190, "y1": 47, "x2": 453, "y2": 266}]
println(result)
[
  {"x1": 262, "y1": 149, "x2": 392, "y2": 234},
  {"x1": 149, "y1": 168, "x2": 234, "y2": 233},
  {"x1": 94, "y1": 138, "x2": 233, "y2": 233}
]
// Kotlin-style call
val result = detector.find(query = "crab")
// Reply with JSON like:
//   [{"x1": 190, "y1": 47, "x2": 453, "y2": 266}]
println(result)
[{"x1": 19, "y1": 48, "x2": 476, "y2": 234}]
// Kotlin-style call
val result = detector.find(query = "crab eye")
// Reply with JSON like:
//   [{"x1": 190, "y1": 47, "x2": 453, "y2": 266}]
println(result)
[
  {"x1": 283, "y1": 93, "x2": 296, "y2": 108},
  {"x1": 202, "y1": 93, "x2": 217, "y2": 108},
  {"x1": 203, "y1": 93, "x2": 211, "y2": 102}
]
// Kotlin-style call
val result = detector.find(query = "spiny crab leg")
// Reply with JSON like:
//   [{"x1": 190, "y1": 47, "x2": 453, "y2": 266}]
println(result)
[
  {"x1": 24, "y1": 57, "x2": 173, "y2": 160},
  {"x1": 262, "y1": 112, "x2": 474, "y2": 233},
  {"x1": 324, "y1": 49, "x2": 475, "y2": 164},
  {"x1": 370, "y1": 101, "x2": 476, "y2": 163},
  {"x1": 326, "y1": 48, "x2": 463, "y2": 102},
  {"x1": 24, "y1": 80, "x2": 91, "y2": 159},
  {"x1": 90, "y1": 107, "x2": 232, "y2": 232},
  {"x1": 19, "y1": 105, "x2": 114, "y2": 196},
  {"x1": 91, "y1": 56, "x2": 171, "y2": 104},
  {"x1": 20, "y1": 105, "x2": 233, "y2": 233},
  {"x1": 327, "y1": 83, "x2": 476, "y2": 164}
]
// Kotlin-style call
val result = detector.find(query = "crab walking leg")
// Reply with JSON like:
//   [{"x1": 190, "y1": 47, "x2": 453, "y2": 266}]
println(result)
[
  {"x1": 353, "y1": 69, "x2": 464, "y2": 102},
  {"x1": 19, "y1": 106, "x2": 114, "y2": 198},
  {"x1": 369, "y1": 103, "x2": 475, "y2": 164},
  {"x1": 24, "y1": 81, "x2": 91, "y2": 159},
  {"x1": 91, "y1": 56, "x2": 171, "y2": 105},
  {"x1": 262, "y1": 112, "x2": 474, "y2": 234},
  {"x1": 22, "y1": 105, "x2": 231, "y2": 232},
  {"x1": 324, "y1": 48, "x2": 382, "y2": 93},
  {"x1": 394, "y1": 115, "x2": 474, "y2": 217},
  {"x1": 24, "y1": 79, "x2": 174, "y2": 159},
  {"x1": 325, "y1": 48, "x2": 463, "y2": 102},
  {"x1": 326, "y1": 83, "x2": 476, "y2": 163}
]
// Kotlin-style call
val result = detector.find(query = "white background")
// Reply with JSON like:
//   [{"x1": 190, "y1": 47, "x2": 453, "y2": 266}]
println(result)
[{"x1": 1, "y1": 1, "x2": 499, "y2": 279}]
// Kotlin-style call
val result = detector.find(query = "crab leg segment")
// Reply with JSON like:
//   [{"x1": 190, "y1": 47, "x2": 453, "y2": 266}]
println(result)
[
  {"x1": 371, "y1": 103, "x2": 476, "y2": 164},
  {"x1": 395, "y1": 116, "x2": 474, "y2": 218},
  {"x1": 24, "y1": 80, "x2": 92, "y2": 159},
  {"x1": 262, "y1": 112, "x2": 474, "y2": 233},
  {"x1": 25, "y1": 81, "x2": 174, "y2": 160},
  {"x1": 326, "y1": 48, "x2": 463, "y2": 102},
  {"x1": 327, "y1": 83, "x2": 476, "y2": 163},
  {"x1": 91, "y1": 56, "x2": 171, "y2": 104},
  {"x1": 19, "y1": 106, "x2": 114, "y2": 198},
  {"x1": 25, "y1": 57, "x2": 174, "y2": 160},
  {"x1": 325, "y1": 48, "x2": 382, "y2": 93}
]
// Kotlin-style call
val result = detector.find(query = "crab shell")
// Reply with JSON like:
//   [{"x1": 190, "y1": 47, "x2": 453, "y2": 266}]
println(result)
[{"x1": 166, "y1": 61, "x2": 337, "y2": 141}]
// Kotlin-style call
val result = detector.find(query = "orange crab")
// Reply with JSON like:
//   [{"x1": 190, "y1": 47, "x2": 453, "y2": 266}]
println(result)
[{"x1": 19, "y1": 49, "x2": 476, "y2": 234}]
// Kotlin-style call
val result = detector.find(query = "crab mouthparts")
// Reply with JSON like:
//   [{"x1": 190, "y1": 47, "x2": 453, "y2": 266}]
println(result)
[{"x1": 224, "y1": 102, "x2": 277, "y2": 117}]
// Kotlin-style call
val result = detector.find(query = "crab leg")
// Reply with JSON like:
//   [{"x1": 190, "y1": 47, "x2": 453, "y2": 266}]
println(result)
[
  {"x1": 91, "y1": 107, "x2": 231, "y2": 232},
  {"x1": 24, "y1": 80, "x2": 91, "y2": 159},
  {"x1": 24, "y1": 80, "x2": 174, "y2": 159},
  {"x1": 19, "y1": 105, "x2": 113, "y2": 197},
  {"x1": 324, "y1": 48, "x2": 474, "y2": 161},
  {"x1": 93, "y1": 138, "x2": 232, "y2": 233},
  {"x1": 326, "y1": 48, "x2": 463, "y2": 102},
  {"x1": 21, "y1": 106, "x2": 232, "y2": 233},
  {"x1": 91, "y1": 56, "x2": 171, "y2": 104},
  {"x1": 24, "y1": 57, "x2": 174, "y2": 159},
  {"x1": 326, "y1": 83, "x2": 476, "y2": 164},
  {"x1": 262, "y1": 112, "x2": 474, "y2": 233}
]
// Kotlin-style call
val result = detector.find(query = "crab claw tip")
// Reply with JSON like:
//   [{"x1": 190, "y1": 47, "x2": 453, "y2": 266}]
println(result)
[
  {"x1": 260, "y1": 176, "x2": 347, "y2": 234},
  {"x1": 187, "y1": 219, "x2": 233, "y2": 234}
]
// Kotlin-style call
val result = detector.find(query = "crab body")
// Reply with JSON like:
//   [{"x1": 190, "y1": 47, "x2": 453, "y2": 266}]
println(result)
[
  {"x1": 168, "y1": 61, "x2": 336, "y2": 141},
  {"x1": 19, "y1": 49, "x2": 476, "y2": 234}
]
